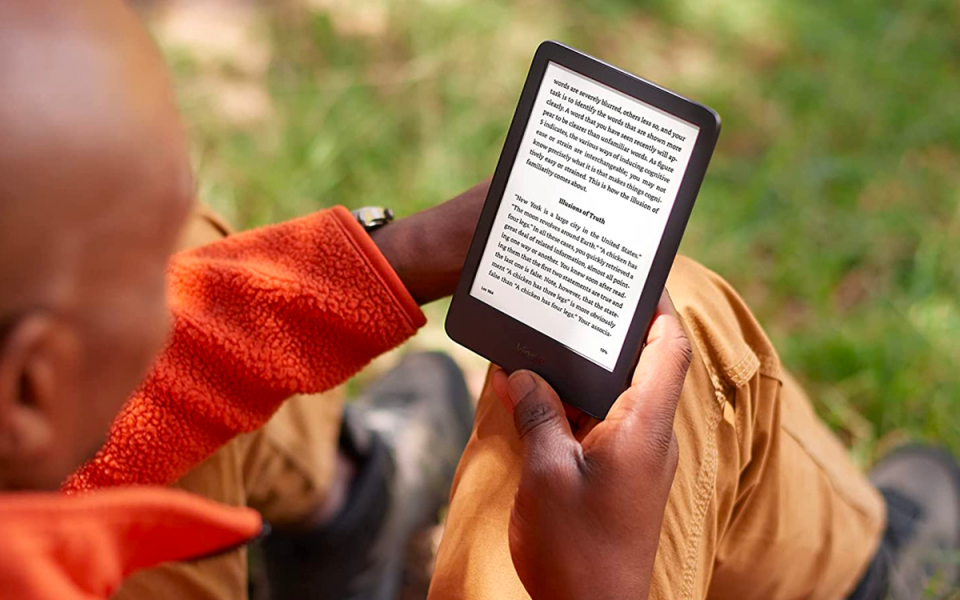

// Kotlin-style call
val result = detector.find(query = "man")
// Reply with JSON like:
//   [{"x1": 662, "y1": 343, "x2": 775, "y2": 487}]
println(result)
[
  {"x1": 0, "y1": 4, "x2": 685, "y2": 600},
  {"x1": 0, "y1": 2, "x2": 957, "y2": 600},
  {"x1": 1, "y1": 3, "x2": 478, "y2": 600}
]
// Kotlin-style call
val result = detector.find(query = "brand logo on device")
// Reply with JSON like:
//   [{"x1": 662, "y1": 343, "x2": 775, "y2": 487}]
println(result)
[{"x1": 514, "y1": 343, "x2": 545, "y2": 365}]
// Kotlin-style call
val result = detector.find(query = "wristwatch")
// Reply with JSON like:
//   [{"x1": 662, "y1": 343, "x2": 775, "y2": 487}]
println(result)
[{"x1": 351, "y1": 206, "x2": 395, "y2": 232}]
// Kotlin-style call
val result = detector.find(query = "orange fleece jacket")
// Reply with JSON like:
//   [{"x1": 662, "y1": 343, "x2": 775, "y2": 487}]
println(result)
[{"x1": 66, "y1": 206, "x2": 425, "y2": 491}]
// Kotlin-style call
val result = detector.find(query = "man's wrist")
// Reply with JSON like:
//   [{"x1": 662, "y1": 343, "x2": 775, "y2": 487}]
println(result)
[
  {"x1": 369, "y1": 179, "x2": 488, "y2": 305},
  {"x1": 369, "y1": 214, "x2": 452, "y2": 305}
]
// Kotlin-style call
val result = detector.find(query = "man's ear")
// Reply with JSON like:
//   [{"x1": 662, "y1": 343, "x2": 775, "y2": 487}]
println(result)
[{"x1": 0, "y1": 312, "x2": 74, "y2": 470}]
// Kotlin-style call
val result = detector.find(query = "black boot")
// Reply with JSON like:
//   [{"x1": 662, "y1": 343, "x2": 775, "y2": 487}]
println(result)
[{"x1": 847, "y1": 445, "x2": 960, "y2": 600}]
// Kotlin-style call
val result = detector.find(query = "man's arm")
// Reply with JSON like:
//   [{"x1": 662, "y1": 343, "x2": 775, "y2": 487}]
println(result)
[{"x1": 65, "y1": 182, "x2": 488, "y2": 492}]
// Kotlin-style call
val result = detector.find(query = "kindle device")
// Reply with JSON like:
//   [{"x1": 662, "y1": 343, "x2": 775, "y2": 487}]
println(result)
[{"x1": 446, "y1": 41, "x2": 720, "y2": 418}]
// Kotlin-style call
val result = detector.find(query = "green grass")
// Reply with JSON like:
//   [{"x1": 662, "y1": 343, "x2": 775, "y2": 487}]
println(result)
[{"x1": 155, "y1": 0, "x2": 960, "y2": 459}]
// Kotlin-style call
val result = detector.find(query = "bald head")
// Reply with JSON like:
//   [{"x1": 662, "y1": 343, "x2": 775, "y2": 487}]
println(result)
[
  {"x1": 0, "y1": 0, "x2": 194, "y2": 489},
  {"x1": 0, "y1": 0, "x2": 192, "y2": 313}
]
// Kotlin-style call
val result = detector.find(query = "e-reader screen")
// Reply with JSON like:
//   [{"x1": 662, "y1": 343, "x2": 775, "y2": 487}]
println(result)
[{"x1": 469, "y1": 62, "x2": 701, "y2": 371}]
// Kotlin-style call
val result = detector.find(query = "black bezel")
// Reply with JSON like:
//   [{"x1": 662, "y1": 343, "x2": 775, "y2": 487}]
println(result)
[{"x1": 445, "y1": 41, "x2": 721, "y2": 418}]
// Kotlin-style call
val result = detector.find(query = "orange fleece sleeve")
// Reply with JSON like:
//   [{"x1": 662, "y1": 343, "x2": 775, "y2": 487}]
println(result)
[
  {"x1": 0, "y1": 488, "x2": 262, "y2": 600},
  {"x1": 65, "y1": 207, "x2": 425, "y2": 492}
]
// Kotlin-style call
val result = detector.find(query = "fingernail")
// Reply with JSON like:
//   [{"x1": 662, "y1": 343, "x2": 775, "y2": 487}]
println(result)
[{"x1": 507, "y1": 371, "x2": 536, "y2": 406}]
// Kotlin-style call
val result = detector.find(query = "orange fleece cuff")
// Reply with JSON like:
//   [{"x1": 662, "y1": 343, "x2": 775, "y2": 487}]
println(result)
[{"x1": 329, "y1": 206, "x2": 425, "y2": 329}]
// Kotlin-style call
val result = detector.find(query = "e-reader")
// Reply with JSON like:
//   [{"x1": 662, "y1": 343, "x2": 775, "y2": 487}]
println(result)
[{"x1": 446, "y1": 41, "x2": 720, "y2": 418}]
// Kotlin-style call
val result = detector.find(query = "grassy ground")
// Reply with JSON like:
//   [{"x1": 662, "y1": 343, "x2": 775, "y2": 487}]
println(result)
[{"x1": 146, "y1": 0, "x2": 960, "y2": 461}]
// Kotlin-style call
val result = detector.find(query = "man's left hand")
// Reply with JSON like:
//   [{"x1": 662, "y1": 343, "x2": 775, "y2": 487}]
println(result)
[{"x1": 370, "y1": 178, "x2": 489, "y2": 305}]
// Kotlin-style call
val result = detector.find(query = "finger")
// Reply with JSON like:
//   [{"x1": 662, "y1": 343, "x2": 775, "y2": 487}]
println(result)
[
  {"x1": 490, "y1": 365, "x2": 512, "y2": 413},
  {"x1": 506, "y1": 370, "x2": 578, "y2": 474},
  {"x1": 632, "y1": 290, "x2": 691, "y2": 387},
  {"x1": 606, "y1": 290, "x2": 692, "y2": 446}
]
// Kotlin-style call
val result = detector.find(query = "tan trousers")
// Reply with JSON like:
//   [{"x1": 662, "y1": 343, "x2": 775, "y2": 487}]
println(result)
[{"x1": 114, "y1": 208, "x2": 885, "y2": 600}]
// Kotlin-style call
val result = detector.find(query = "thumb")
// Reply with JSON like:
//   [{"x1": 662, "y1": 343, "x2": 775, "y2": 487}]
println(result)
[{"x1": 503, "y1": 370, "x2": 577, "y2": 473}]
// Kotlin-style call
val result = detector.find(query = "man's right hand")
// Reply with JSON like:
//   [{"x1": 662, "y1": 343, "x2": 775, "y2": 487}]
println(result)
[{"x1": 491, "y1": 291, "x2": 692, "y2": 600}]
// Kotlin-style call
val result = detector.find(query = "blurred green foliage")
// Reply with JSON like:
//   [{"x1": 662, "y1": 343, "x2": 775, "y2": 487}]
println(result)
[{"x1": 159, "y1": 0, "x2": 960, "y2": 459}]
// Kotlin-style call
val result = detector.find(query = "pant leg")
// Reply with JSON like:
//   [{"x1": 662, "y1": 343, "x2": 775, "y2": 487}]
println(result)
[
  {"x1": 428, "y1": 255, "x2": 885, "y2": 600},
  {"x1": 244, "y1": 386, "x2": 345, "y2": 527},
  {"x1": 110, "y1": 206, "x2": 345, "y2": 600}
]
